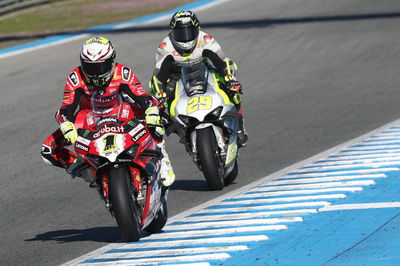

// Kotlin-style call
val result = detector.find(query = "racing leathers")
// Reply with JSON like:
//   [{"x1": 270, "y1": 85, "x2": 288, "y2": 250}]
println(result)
[
  {"x1": 41, "y1": 63, "x2": 175, "y2": 186},
  {"x1": 150, "y1": 30, "x2": 247, "y2": 147}
]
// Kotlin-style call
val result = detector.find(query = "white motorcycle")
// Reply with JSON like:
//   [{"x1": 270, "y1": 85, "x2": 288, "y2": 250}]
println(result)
[{"x1": 165, "y1": 61, "x2": 240, "y2": 190}]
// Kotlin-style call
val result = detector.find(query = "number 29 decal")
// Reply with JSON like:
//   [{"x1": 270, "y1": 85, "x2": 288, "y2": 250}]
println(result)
[{"x1": 187, "y1": 96, "x2": 212, "y2": 114}]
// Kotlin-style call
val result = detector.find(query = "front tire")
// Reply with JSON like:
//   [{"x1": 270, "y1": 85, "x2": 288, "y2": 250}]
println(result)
[
  {"x1": 196, "y1": 127, "x2": 224, "y2": 190},
  {"x1": 109, "y1": 167, "x2": 141, "y2": 242}
]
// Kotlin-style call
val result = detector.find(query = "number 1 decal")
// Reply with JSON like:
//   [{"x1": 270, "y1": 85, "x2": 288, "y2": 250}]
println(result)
[{"x1": 187, "y1": 96, "x2": 212, "y2": 114}]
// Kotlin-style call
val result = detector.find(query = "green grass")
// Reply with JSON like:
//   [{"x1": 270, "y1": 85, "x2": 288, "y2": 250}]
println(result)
[{"x1": 0, "y1": 0, "x2": 195, "y2": 49}]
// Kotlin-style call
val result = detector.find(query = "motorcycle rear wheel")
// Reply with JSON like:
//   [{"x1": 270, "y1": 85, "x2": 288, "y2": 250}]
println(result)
[
  {"x1": 145, "y1": 187, "x2": 168, "y2": 233},
  {"x1": 197, "y1": 127, "x2": 224, "y2": 190},
  {"x1": 109, "y1": 167, "x2": 141, "y2": 242}
]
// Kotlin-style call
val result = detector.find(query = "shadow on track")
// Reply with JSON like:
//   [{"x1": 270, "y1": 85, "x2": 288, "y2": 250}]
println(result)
[
  {"x1": 2, "y1": 11, "x2": 400, "y2": 42},
  {"x1": 25, "y1": 227, "x2": 120, "y2": 243},
  {"x1": 169, "y1": 179, "x2": 209, "y2": 191}
]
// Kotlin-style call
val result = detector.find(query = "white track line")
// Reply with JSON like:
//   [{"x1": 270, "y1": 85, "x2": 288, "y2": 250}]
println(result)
[
  {"x1": 182, "y1": 209, "x2": 318, "y2": 222},
  {"x1": 283, "y1": 169, "x2": 397, "y2": 177},
  {"x1": 217, "y1": 194, "x2": 346, "y2": 205},
  {"x1": 235, "y1": 187, "x2": 363, "y2": 199},
  {"x1": 319, "y1": 202, "x2": 400, "y2": 212},
  {"x1": 165, "y1": 217, "x2": 303, "y2": 230},
  {"x1": 270, "y1": 175, "x2": 385, "y2": 185},
  {"x1": 99, "y1": 245, "x2": 249, "y2": 258}
]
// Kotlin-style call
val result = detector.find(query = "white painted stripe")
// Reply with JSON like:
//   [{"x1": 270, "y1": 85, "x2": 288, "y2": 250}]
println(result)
[
  {"x1": 197, "y1": 202, "x2": 330, "y2": 214},
  {"x1": 293, "y1": 166, "x2": 399, "y2": 173},
  {"x1": 182, "y1": 209, "x2": 317, "y2": 222},
  {"x1": 271, "y1": 175, "x2": 385, "y2": 185},
  {"x1": 85, "y1": 253, "x2": 231, "y2": 265},
  {"x1": 123, "y1": 235, "x2": 269, "y2": 248},
  {"x1": 366, "y1": 135, "x2": 400, "y2": 140},
  {"x1": 313, "y1": 157, "x2": 400, "y2": 165},
  {"x1": 165, "y1": 217, "x2": 303, "y2": 230},
  {"x1": 323, "y1": 154, "x2": 400, "y2": 161},
  {"x1": 235, "y1": 187, "x2": 363, "y2": 199},
  {"x1": 302, "y1": 161, "x2": 400, "y2": 170},
  {"x1": 283, "y1": 168, "x2": 398, "y2": 177},
  {"x1": 252, "y1": 180, "x2": 375, "y2": 192},
  {"x1": 218, "y1": 194, "x2": 346, "y2": 205},
  {"x1": 151, "y1": 225, "x2": 286, "y2": 240},
  {"x1": 336, "y1": 149, "x2": 400, "y2": 155},
  {"x1": 343, "y1": 144, "x2": 400, "y2": 150},
  {"x1": 319, "y1": 202, "x2": 400, "y2": 212},
  {"x1": 99, "y1": 246, "x2": 248, "y2": 259},
  {"x1": 360, "y1": 140, "x2": 400, "y2": 145},
  {"x1": 372, "y1": 133, "x2": 400, "y2": 137}
]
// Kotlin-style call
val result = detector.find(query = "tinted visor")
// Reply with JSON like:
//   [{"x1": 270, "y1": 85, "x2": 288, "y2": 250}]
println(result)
[
  {"x1": 172, "y1": 26, "x2": 199, "y2": 42},
  {"x1": 81, "y1": 57, "x2": 113, "y2": 77}
]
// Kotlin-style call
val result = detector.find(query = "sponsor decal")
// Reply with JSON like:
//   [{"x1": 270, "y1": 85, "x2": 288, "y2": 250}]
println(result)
[
  {"x1": 75, "y1": 142, "x2": 89, "y2": 152},
  {"x1": 98, "y1": 117, "x2": 118, "y2": 125},
  {"x1": 132, "y1": 128, "x2": 147, "y2": 142},
  {"x1": 68, "y1": 72, "x2": 79, "y2": 86},
  {"x1": 174, "y1": 57, "x2": 203, "y2": 67},
  {"x1": 121, "y1": 105, "x2": 130, "y2": 119},
  {"x1": 122, "y1": 67, "x2": 130, "y2": 81},
  {"x1": 159, "y1": 42, "x2": 167, "y2": 49},
  {"x1": 41, "y1": 144, "x2": 51, "y2": 154},
  {"x1": 77, "y1": 136, "x2": 91, "y2": 146},
  {"x1": 127, "y1": 120, "x2": 137, "y2": 127},
  {"x1": 103, "y1": 134, "x2": 118, "y2": 153},
  {"x1": 128, "y1": 123, "x2": 145, "y2": 136},
  {"x1": 83, "y1": 130, "x2": 91, "y2": 137},
  {"x1": 93, "y1": 125, "x2": 124, "y2": 138},
  {"x1": 86, "y1": 115, "x2": 95, "y2": 126}
]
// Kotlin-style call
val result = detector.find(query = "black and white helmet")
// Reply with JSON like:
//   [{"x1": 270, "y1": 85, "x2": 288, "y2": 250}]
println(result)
[
  {"x1": 80, "y1": 36, "x2": 116, "y2": 87},
  {"x1": 169, "y1": 10, "x2": 200, "y2": 53}
]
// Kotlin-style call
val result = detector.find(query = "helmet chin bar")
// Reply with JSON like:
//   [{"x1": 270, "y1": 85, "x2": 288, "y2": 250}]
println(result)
[{"x1": 175, "y1": 39, "x2": 197, "y2": 53}]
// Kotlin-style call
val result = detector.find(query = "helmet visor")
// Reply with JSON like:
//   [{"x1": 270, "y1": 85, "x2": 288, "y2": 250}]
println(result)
[
  {"x1": 81, "y1": 57, "x2": 114, "y2": 77},
  {"x1": 172, "y1": 26, "x2": 199, "y2": 42}
]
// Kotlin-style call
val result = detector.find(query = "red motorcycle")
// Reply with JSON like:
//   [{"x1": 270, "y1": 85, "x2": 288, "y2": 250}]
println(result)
[{"x1": 68, "y1": 94, "x2": 167, "y2": 242}]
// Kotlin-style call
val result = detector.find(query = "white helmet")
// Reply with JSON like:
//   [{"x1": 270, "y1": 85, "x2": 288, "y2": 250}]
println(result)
[{"x1": 80, "y1": 37, "x2": 116, "y2": 87}]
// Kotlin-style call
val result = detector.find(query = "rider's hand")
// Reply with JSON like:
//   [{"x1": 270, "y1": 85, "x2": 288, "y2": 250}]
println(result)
[
  {"x1": 155, "y1": 91, "x2": 168, "y2": 108},
  {"x1": 60, "y1": 121, "x2": 78, "y2": 144},
  {"x1": 145, "y1": 106, "x2": 165, "y2": 137},
  {"x1": 224, "y1": 75, "x2": 242, "y2": 94}
]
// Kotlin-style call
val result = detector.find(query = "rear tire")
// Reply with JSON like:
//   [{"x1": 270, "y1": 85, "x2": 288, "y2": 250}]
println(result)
[
  {"x1": 196, "y1": 127, "x2": 224, "y2": 190},
  {"x1": 109, "y1": 167, "x2": 141, "y2": 242},
  {"x1": 224, "y1": 160, "x2": 238, "y2": 185},
  {"x1": 145, "y1": 187, "x2": 168, "y2": 233}
]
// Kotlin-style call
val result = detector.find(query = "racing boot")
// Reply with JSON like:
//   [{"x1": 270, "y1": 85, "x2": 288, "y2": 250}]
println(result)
[
  {"x1": 157, "y1": 140, "x2": 175, "y2": 187},
  {"x1": 237, "y1": 116, "x2": 248, "y2": 148}
]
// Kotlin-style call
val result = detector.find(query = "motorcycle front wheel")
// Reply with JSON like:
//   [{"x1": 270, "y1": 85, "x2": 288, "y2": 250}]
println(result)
[
  {"x1": 109, "y1": 167, "x2": 141, "y2": 242},
  {"x1": 196, "y1": 127, "x2": 224, "y2": 190}
]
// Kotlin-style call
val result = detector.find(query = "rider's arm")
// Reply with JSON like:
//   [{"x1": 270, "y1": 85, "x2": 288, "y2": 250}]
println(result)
[
  {"x1": 56, "y1": 71, "x2": 85, "y2": 124},
  {"x1": 118, "y1": 67, "x2": 158, "y2": 111},
  {"x1": 201, "y1": 33, "x2": 237, "y2": 76}
]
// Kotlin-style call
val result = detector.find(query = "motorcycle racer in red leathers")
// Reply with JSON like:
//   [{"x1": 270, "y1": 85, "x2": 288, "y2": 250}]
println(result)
[
  {"x1": 150, "y1": 10, "x2": 248, "y2": 147},
  {"x1": 41, "y1": 36, "x2": 175, "y2": 187}
]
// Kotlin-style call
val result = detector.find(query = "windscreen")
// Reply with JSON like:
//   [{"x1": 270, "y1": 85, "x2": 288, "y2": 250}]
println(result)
[{"x1": 181, "y1": 61, "x2": 208, "y2": 95}]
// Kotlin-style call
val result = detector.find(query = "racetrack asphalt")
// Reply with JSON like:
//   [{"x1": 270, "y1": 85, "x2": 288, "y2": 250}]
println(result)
[{"x1": 1, "y1": 0, "x2": 400, "y2": 265}]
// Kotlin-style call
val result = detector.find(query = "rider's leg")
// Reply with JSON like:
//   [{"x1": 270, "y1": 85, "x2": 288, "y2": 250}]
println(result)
[
  {"x1": 157, "y1": 139, "x2": 176, "y2": 187},
  {"x1": 41, "y1": 128, "x2": 77, "y2": 169}
]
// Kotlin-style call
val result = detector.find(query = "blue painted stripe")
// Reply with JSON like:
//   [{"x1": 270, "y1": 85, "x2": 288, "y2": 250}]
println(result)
[{"x1": 0, "y1": 0, "x2": 223, "y2": 57}]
